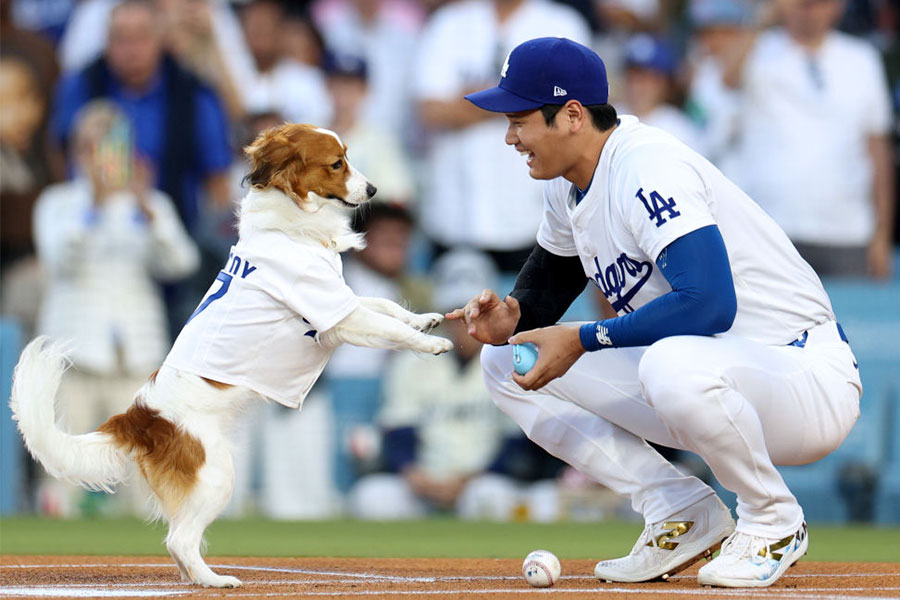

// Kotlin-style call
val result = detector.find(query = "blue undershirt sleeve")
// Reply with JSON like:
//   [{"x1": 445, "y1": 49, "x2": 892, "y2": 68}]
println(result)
[{"x1": 579, "y1": 225, "x2": 737, "y2": 351}]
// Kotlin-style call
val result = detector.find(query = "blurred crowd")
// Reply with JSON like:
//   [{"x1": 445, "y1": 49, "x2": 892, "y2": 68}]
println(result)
[{"x1": 0, "y1": 0, "x2": 897, "y2": 520}]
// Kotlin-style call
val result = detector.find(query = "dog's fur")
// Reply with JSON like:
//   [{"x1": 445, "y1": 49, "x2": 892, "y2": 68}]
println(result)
[{"x1": 10, "y1": 124, "x2": 453, "y2": 588}]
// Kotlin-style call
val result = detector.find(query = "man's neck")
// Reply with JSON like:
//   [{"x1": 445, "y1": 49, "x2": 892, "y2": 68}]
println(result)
[{"x1": 568, "y1": 124, "x2": 616, "y2": 191}]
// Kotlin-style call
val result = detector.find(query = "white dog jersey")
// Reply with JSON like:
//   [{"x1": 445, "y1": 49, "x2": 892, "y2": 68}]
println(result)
[
  {"x1": 165, "y1": 229, "x2": 359, "y2": 408},
  {"x1": 537, "y1": 115, "x2": 834, "y2": 345}
]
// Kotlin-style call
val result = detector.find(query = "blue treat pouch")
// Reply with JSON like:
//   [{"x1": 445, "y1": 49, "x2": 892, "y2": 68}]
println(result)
[{"x1": 513, "y1": 342, "x2": 538, "y2": 375}]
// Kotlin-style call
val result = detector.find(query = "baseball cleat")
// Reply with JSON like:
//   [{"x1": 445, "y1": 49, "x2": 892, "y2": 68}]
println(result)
[
  {"x1": 594, "y1": 494, "x2": 735, "y2": 583},
  {"x1": 697, "y1": 522, "x2": 808, "y2": 588}
]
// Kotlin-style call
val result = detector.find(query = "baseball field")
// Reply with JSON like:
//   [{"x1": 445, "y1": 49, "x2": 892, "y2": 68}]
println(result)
[{"x1": 1, "y1": 517, "x2": 899, "y2": 599}]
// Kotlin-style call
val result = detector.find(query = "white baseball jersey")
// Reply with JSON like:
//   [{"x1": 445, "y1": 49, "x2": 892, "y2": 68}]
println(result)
[
  {"x1": 537, "y1": 115, "x2": 834, "y2": 345},
  {"x1": 164, "y1": 230, "x2": 359, "y2": 408}
]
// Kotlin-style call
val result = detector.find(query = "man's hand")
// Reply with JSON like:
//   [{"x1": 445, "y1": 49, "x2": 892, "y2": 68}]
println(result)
[
  {"x1": 509, "y1": 324, "x2": 586, "y2": 391},
  {"x1": 445, "y1": 289, "x2": 520, "y2": 345}
]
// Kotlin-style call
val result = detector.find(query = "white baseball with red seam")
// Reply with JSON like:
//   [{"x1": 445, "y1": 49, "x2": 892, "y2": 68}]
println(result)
[{"x1": 522, "y1": 549, "x2": 561, "y2": 588}]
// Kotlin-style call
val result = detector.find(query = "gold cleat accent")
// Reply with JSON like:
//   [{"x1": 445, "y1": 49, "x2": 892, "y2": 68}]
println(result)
[{"x1": 646, "y1": 521, "x2": 695, "y2": 551}]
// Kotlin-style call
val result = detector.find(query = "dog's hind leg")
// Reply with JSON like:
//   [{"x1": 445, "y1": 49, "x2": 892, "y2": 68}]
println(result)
[{"x1": 165, "y1": 445, "x2": 241, "y2": 588}]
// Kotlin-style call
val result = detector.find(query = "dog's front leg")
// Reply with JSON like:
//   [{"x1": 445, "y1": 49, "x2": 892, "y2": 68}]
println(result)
[
  {"x1": 319, "y1": 305, "x2": 452, "y2": 354},
  {"x1": 357, "y1": 297, "x2": 444, "y2": 331}
]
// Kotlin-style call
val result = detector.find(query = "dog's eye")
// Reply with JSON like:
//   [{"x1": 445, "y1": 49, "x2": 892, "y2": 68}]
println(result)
[{"x1": 331, "y1": 159, "x2": 343, "y2": 170}]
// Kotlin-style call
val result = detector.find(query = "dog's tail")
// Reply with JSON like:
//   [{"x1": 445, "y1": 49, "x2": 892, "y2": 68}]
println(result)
[{"x1": 10, "y1": 337, "x2": 129, "y2": 493}]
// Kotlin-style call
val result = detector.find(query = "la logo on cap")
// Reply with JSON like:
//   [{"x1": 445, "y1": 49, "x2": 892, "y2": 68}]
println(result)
[
  {"x1": 500, "y1": 51, "x2": 511, "y2": 78},
  {"x1": 553, "y1": 85, "x2": 567, "y2": 97}
]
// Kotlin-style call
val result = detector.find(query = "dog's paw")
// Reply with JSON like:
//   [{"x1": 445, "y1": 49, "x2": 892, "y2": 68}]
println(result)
[
  {"x1": 420, "y1": 336, "x2": 453, "y2": 355},
  {"x1": 410, "y1": 312, "x2": 444, "y2": 331},
  {"x1": 198, "y1": 574, "x2": 242, "y2": 588}
]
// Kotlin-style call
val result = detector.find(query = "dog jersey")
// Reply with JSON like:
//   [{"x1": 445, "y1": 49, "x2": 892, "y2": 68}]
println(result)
[
  {"x1": 164, "y1": 229, "x2": 359, "y2": 408},
  {"x1": 537, "y1": 115, "x2": 834, "y2": 345}
]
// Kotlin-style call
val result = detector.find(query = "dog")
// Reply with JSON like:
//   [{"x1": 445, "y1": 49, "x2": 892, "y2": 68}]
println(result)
[{"x1": 10, "y1": 123, "x2": 453, "y2": 588}]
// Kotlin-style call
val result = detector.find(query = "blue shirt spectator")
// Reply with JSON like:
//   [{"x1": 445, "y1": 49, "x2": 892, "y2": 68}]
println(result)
[{"x1": 49, "y1": 0, "x2": 231, "y2": 232}]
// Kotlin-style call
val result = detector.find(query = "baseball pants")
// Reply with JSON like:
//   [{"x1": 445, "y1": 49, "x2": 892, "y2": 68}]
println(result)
[{"x1": 481, "y1": 321, "x2": 861, "y2": 538}]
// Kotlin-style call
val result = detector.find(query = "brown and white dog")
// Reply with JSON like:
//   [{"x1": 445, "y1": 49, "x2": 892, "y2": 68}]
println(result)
[{"x1": 10, "y1": 124, "x2": 452, "y2": 588}]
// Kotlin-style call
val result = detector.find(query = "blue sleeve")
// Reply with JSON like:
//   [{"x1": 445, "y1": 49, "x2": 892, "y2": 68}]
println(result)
[
  {"x1": 579, "y1": 225, "x2": 736, "y2": 351},
  {"x1": 382, "y1": 426, "x2": 417, "y2": 473},
  {"x1": 192, "y1": 87, "x2": 232, "y2": 175}
]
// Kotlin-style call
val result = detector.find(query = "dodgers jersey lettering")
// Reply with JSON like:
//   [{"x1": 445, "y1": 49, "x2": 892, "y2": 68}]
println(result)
[
  {"x1": 537, "y1": 116, "x2": 834, "y2": 345},
  {"x1": 164, "y1": 229, "x2": 359, "y2": 408}
]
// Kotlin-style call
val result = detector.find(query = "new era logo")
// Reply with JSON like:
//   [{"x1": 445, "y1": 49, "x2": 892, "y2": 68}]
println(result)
[{"x1": 553, "y1": 86, "x2": 567, "y2": 97}]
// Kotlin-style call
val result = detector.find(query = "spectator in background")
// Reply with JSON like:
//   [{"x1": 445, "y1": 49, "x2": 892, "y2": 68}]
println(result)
[
  {"x1": 59, "y1": 0, "x2": 255, "y2": 123},
  {"x1": 326, "y1": 199, "x2": 423, "y2": 492},
  {"x1": 239, "y1": 0, "x2": 332, "y2": 126},
  {"x1": 7, "y1": 0, "x2": 75, "y2": 43},
  {"x1": 725, "y1": 0, "x2": 895, "y2": 278},
  {"x1": 50, "y1": 0, "x2": 232, "y2": 232},
  {"x1": 49, "y1": 0, "x2": 232, "y2": 330},
  {"x1": 311, "y1": 0, "x2": 425, "y2": 149},
  {"x1": 0, "y1": 44, "x2": 63, "y2": 335},
  {"x1": 33, "y1": 100, "x2": 198, "y2": 516},
  {"x1": 324, "y1": 51, "x2": 415, "y2": 204},
  {"x1": 619, "y1": 33, "x2": 704, "y2": 153},
  {"x1": 157, "y1": 0, "x2": 256, "y2": 122},
  {"x1": 349, "y1": 248, "x2": 562, "y2": 521},
  {"x1": 684, "y1": 0, "x2": 751, "y2": 174},
  {"x1": 281, "y1": 8, "x2": 328, "y2": 68},
  {"x1": 593, "y1": 0, "x2": 662, "y2": 105},
  {"x1": 413, "y1": 0, "x2": 591, "y2": 273}
]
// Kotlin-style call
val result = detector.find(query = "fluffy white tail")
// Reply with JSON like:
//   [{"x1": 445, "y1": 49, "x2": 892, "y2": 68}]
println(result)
[{"x1": 9, "y1": 336, "x2": 128, "y2": 493}]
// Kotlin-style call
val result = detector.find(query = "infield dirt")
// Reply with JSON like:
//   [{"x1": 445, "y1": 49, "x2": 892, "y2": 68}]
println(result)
[{"x1": 2, "y1": 555, "x2": 899, "y2": 599}]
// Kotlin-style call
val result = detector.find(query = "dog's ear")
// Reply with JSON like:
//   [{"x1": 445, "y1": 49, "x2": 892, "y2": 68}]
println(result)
[{"x1": 243, "y1": 125, "x2": 306, "y2": 191}]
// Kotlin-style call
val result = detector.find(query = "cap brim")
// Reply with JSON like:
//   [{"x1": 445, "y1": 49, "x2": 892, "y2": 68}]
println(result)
[{"x1": 464, "y1": 85, "x2": 543, "y2": 113}]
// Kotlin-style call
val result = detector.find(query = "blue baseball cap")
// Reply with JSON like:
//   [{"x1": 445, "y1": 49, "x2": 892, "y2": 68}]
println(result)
[
  {"x1": 624, "y1": 34, "x2": 678, "y2": 77},
  {"x1": 465, "y1": 37, "x2": 609, "y2": 113}
]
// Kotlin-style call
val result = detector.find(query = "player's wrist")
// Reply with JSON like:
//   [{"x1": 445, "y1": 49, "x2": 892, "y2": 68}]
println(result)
[{"x1": 580, "y1": 321, "x2": 614, "y2": 352}]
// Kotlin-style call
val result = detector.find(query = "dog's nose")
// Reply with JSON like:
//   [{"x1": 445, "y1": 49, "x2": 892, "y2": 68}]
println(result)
[{"x1": 366, "y1": 183, "x2": 377, "y2": 198}]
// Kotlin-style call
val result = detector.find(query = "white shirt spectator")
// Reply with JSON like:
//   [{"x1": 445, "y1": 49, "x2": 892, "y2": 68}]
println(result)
[
  {"x1": 687, "y1": 54, "x2": 741, "y2": 175},
  {"x1": 733, "y1": 28, "x2": 892, "y2": 247},
  {"x1": 34, "y1": 178, "x2": 199, "y2": 375},
  {"x1": 413, "y1": 0, "x2": 591, "y2": 252},
  {"x1": 243, "y1": 58, "x2": 333, "y2": 125},
  {"x1": 312, "y1": 0, "x2": 424, "y2": 145}
]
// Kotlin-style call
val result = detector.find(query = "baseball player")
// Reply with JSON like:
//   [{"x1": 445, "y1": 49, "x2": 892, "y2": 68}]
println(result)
[{"x1": 448, "y1": 37, "x2": 861, "y2": 588}]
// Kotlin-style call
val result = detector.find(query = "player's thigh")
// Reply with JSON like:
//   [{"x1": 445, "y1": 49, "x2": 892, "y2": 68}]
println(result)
[
  {"x1": 482, "y1": 342, "x2": 681, "y2": 448},
  {"x1": 537, "y1": 346, "x2": 685, "y2": 448},
  {"x1": 640, "y1": 335, "x2": 858, "y2": 465}
]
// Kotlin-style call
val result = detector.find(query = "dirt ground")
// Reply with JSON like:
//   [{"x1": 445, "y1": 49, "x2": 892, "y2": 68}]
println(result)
[{"x1": 1, "y1": 555, "x2": 898, "y2": 599}]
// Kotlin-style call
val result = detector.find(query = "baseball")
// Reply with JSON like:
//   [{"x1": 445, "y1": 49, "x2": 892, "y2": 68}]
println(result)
[
  {"x1": 522, "y1": 549, "x2": 561, "y2": 588},
  {"x1": 513, "y1": 343, "x2": 538, "y2": 375}
]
